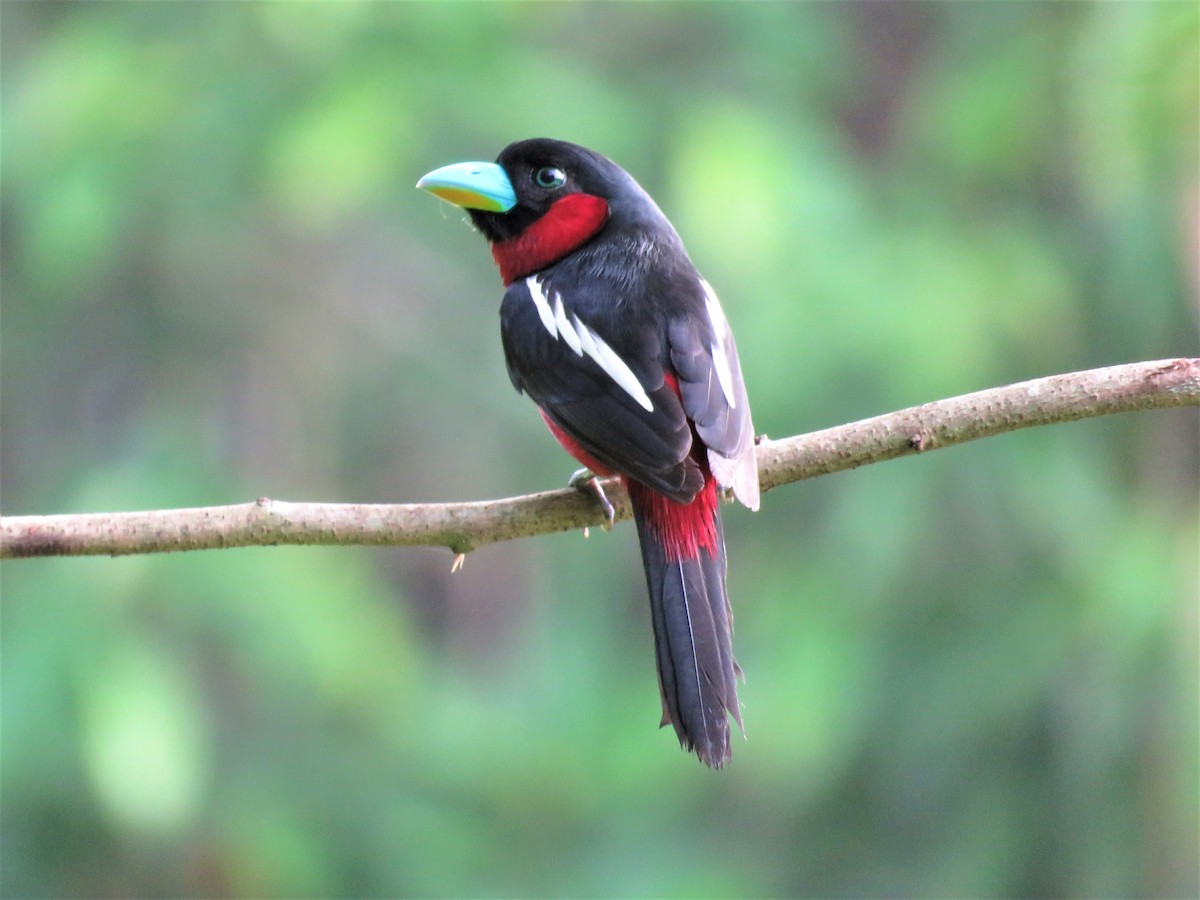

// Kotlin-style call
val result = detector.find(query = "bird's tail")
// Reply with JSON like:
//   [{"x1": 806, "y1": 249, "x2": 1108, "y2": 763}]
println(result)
[{"x1": 627, "y1": 475, "x2": 742, "y2": 768}]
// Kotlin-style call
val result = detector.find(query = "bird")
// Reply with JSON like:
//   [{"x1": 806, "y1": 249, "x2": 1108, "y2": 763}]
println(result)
[{"x1": 417, "y1": 138, "x2": 759, "y2": 768}]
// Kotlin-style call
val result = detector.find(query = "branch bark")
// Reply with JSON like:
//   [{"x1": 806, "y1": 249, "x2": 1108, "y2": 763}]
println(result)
[{"x1": 3, "y1": 358, "x2": 1197, "y2": 561}]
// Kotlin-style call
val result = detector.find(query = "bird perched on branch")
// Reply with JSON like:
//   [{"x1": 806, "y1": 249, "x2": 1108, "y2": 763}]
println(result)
[{"x1": 418, "y1": 139, "x2": 759, "y2": 767}]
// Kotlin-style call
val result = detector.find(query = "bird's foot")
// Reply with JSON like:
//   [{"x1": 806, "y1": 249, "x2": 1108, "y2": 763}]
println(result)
[{"x1": 569, "y1": 468, "x2": 615, "y2": 531}]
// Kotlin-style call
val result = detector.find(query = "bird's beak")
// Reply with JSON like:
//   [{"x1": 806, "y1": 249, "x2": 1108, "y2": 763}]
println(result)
[{"x1": 416, "y1": 161, "x2": 516, "y2": 213}]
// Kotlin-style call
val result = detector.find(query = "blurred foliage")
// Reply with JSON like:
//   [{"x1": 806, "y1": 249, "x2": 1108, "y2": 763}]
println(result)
[{"x1": 2, "y1": 3, "x2": 1197, "y2": 898}]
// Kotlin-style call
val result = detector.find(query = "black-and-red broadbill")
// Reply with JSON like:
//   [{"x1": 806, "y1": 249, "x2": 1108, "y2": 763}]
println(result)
[{"x1": 418, "y1": 139, "x2": 759, "y2": 768}]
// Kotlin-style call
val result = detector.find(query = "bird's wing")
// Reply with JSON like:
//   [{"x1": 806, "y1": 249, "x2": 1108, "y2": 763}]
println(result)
[
  {"x1": 667, "y1": 279, "x2": 760, "y2": 511},
  {"x1": 500, "y1": 274, "x2": 703, "y2": 502}
]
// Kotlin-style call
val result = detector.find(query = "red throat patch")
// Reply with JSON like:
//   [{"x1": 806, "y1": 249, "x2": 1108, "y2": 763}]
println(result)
[{"x1": 491, "y1": 193, "x2": 609, "y2": 285}]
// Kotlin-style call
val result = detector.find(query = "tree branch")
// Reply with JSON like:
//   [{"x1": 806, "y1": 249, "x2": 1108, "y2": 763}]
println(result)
[{"x1": 3, "y1": 358, "x2": 1197, "y2": 561}]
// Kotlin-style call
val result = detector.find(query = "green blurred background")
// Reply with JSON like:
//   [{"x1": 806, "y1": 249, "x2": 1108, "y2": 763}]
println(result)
[{"x1": 2, "y1": 3, "x2": 1197, "y2": 897}]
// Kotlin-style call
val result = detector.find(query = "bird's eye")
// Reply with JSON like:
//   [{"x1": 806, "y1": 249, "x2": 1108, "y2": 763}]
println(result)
[{"x1": 533, "y1": 166, "x2": 567, "y2": 190}]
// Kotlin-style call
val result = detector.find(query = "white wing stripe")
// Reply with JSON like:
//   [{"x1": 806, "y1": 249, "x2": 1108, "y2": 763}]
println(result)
[
  {"x1": 526, "y1": 276, "x2": 558, "y2": 337},
  {"x1": 701, "y1": 279, "x2": 737, "y2": 409},
  {"x1": 572, "y1": 314, "x2": 598, "y2": 359},
  {"x1": 524, "y1": 276, "x2": 653, "y2": 412},
  {"x1": 711, "y1": 338, "x2": 737, "y2": 410},
  {"x1": 554, "y1": 295, "x2": 582, "y2": 355},
  {"x1": 585, "y1": 329, "x2": 654, "y2": 411}
]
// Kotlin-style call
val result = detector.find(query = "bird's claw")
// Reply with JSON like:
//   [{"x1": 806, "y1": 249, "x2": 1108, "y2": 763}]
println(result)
[{"x1": 569, "y1": 468, "x2": 615, "y2": 531}]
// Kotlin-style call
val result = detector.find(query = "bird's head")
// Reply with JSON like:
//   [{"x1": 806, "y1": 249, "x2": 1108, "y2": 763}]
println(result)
[{"x1": 417, "y1": 138, "x2": 670, "y2": 283}]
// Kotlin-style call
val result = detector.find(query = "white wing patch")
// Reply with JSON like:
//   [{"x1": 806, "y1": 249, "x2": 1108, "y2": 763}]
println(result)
[
  {"x1": 525, "y1": 276, "x2": 654, "y2": 412},
  {"x1": 553, "y1": 294, "x2": 582, "y2": 355},
  {"x1": 586, "y1": 331, "x2": 654, "y2": 412},
  {"x1": 701, "y1": 279, "x2": 737, "y2": 410},
  {"x1": 527, "y1": 276, "x2": 558, "y2": 336}
]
